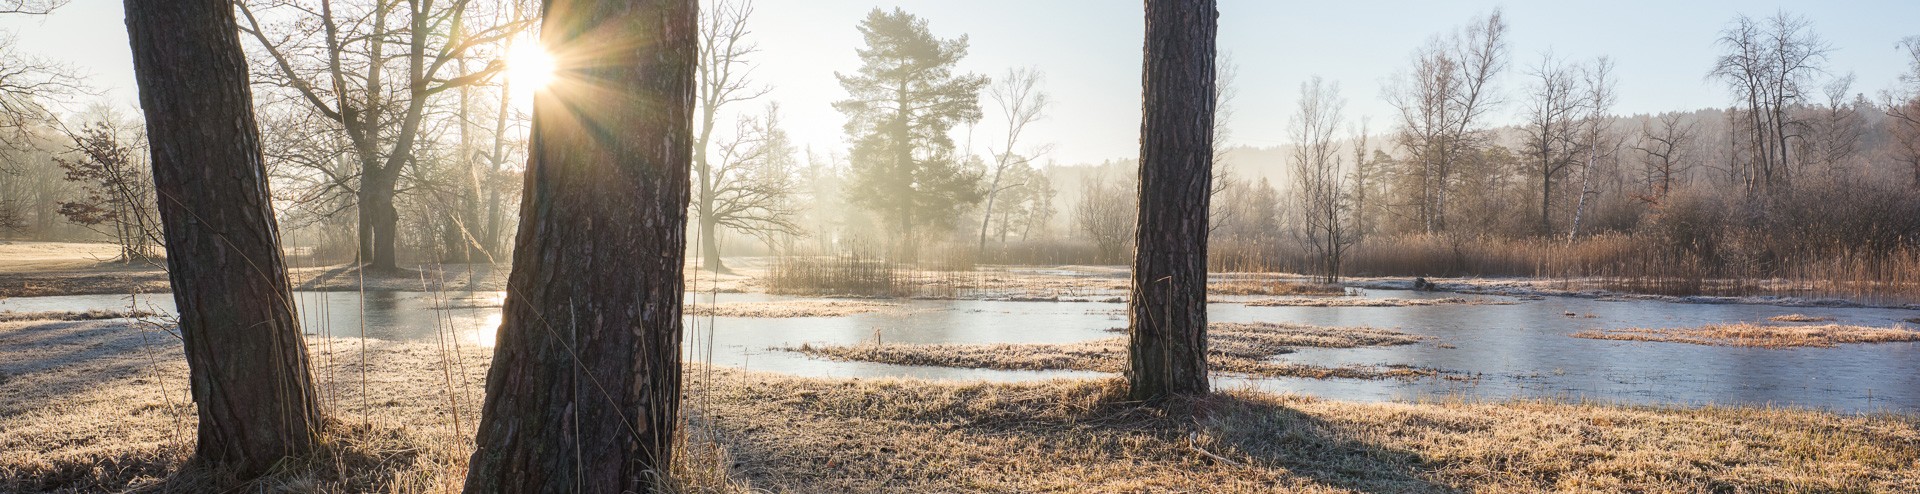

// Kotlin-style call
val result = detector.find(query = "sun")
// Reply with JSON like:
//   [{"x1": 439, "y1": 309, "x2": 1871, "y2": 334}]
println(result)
[{"x1": 506, "y1": 41, "x2": 557, "y2": 92}]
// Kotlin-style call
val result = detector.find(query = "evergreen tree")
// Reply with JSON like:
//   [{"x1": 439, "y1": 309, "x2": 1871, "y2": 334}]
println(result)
[{"x1": 834, "y1": 8, "x2": 988, "y2": 241}]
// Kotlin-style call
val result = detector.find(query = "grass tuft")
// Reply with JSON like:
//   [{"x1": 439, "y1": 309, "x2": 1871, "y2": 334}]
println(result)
[
  {"x1": 1766, "y1": 313, "x2": 1835, "y2": 323},
  {"x1": 786, "y1": 322, "x2": 1438, "y2": 380},
  {"x1": 1243, "y1": 297, "x2": 1516, "y2": 307},
  {"x1": 1573, "y1": 322, "x2": 1920, "y2": 348}
]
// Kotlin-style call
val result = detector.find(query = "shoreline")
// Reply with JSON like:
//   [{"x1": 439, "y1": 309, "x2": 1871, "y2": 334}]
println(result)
[{"x1": 2, "y1": 318, "x2": 1915, "y2": 492}]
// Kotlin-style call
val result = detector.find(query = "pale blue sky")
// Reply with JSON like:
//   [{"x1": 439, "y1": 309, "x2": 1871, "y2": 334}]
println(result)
[{"x1": 6, "y1": 0, "x2": 1917, "y2": 164}]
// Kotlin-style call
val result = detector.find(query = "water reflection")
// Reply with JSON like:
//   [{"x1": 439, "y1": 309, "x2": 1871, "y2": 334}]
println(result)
[{"x1": 5, "y1": 289, "x2": 1916, "y2": 413}]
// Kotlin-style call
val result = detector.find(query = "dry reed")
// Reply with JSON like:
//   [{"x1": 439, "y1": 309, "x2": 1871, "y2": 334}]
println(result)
[
  {"x1": 1573, "y1": 323, "x2": 1920, "y2": 348},
  {"x1": 1243, "y1": 297, "x2": 1517, "y2": 307},
  {"x1": 788, "y1": 322, "x2": 1437, "y2": 380}
]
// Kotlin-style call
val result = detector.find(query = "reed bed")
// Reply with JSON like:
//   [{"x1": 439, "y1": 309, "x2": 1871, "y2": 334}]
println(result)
[
  {"x1": 1766, "y1": 313, "x2": 1835, "y2": 323},
  {"x1": 1242, "y1": 297, "x2": 1517, "y2": 307},
  {"x1": 1208, "y1": 279, "x2": 1347, "y2": 296},
  {"x1": 1573, "y1": 323, "x2": 1920, "y2": 348},
  {"x1": 1229, "y1": 233, "x2": 1920, "y2": 305},
  {"x1": 683, "y1": 300, "x2": 893, "y2": 318},
  {"x1": 788, "y1": 322, "x2": 1438, "y2": 380},
  {"x1": 0, "y1": 309, "x2": 159, "y2": 323}
]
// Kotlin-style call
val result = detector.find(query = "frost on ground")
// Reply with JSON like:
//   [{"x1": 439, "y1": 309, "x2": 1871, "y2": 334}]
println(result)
[
  {"x1": 787, "y1": 322, "x2": 1440, "y2": 380},
  {"x1": 0, "y1": 309, "x2": 159, "y2": 323},
  {"x1": 1242, "y1": 297, "x2": 1518, "y2": 307},
  {"x1": 1766, "y1": 313, "x2": 1835, "y2": 323},
  {"x1": 1207, "y1": 280, "x2": 1347, "y2": 296},
  {"x1": 1573, "y1": 322, "x2": 1920, "y2": 348},
  {"x1": 3, "y1": 319, "x2": 1918, "y2": 493},
  {"x1": 684, "y1": 300, "x2": 894, "y2": 318}
]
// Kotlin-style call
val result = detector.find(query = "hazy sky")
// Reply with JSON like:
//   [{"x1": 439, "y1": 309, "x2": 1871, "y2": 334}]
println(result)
[{"x1": 6, "y1": 0, "x2": 1918, "y2": 165}]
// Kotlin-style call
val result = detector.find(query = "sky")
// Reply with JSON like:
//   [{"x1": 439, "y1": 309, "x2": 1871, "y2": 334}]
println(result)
[{"x1": 5, "y1": 0, "x2": 1918, "y2": 165}]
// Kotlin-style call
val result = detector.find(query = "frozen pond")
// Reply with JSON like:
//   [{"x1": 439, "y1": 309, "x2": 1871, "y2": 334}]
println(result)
[{"x1": 4, "y1": 288, "x2": 1917, "y2": 414}]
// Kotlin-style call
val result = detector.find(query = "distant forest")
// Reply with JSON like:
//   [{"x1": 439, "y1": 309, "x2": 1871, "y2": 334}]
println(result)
[{"x1": 2, "y1": 4, "x2": 1917, "y2": 292}]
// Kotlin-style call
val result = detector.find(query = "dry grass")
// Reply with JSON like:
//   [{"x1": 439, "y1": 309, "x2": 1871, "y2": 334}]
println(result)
[
  {"x1": 4, "y1": 319, "x2": 1919, "y2": 492},
  {"x1": 1208, "y1": 280, "x2": 1347, "y2": 296},
  {"x1": 692, "y1": 369, "x2": 1920, "y2": 493},
  {"x1": 1243, "y1": 297, "x2": 1518, "y2": 307},
  {"x1": 1767, "y1": 313, "x2": 1836, "y2": 323},
  {"x1": 0, "y1": 309, "x2": 159, "y2": 323},
  {"x1": 1573, "y1": 323, "x2": 1920, "y2": 348},
  {"x1": 0, "y1": 319, "x2": 742, "y2": 493},
  {"x1": 0, "y1": 242, "x2": 132, "y2": 272},
  {"x1": 684, "y1": 300, "x2": 894, "y2": 318},
  {"x1": 788, "y1": 322, "x2": 1437, "y2": 380}
]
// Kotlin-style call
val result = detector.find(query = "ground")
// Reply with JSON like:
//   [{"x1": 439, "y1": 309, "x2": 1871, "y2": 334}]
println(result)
[{"x1": 2, "y1": 317, "x2": 1916, "y2": 493}]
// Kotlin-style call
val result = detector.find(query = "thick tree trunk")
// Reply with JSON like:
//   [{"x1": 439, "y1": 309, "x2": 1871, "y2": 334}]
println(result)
[
  {"x1": 699, "y1": 212, "x2": 727, "y2": 273},
  {"x1": 1540, "y1": 173, "x2": 1553, "y2": 235},
  {"x1": 360, "y1": 173, "x2": 400, "y2": 271},
  {"x1": 1128, "y1": 0, "x2": 1217, "y2": 402},
  {"x1": 463, "y1": 0, "x2": 697, "y2": 491},
  {"x1": 123, "y1": 0, "x2": 322, "y2": 479}
]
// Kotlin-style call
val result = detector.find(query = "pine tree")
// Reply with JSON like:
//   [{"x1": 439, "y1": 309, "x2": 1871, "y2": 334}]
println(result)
[{"x1": 835, "y1": 8, "x2": 988, "y2": 242}]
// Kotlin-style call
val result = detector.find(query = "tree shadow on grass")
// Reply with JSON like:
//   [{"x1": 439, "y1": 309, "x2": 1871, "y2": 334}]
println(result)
[
  {"x1": 1192, "y1": 393, "x2": 1459, "y2": 493},
  {"x1": 0, "y1": 320, "x2": 180, "y2": 416},
  {"x1": 688, "y1": 375, "x2": 1459, "y2": 493}
]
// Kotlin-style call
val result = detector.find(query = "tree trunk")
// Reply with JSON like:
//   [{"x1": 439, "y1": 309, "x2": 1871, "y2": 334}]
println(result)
[
  {"x1": 700, "y1": 212, "x2": 726, "y2": 273},
  {"x1": 484, "y1": 79, "x2": 513, "y2": 258},
  {"x1": 463, "y1": 0, "x2": 697, "y2": 491},
  {"x1": 361, "y1": 172, "x2": 400, "y2": 271},
  {"x1": 978, "y1": 163, "x2": 1003, "y2": 251},
  {"x1": 123, "y1": 0, "x2": 322, "y2": 479},
  {"x1": 1540, "y1": 172, "x2": 1553, "y2": 235},
  {"x1": 1128, "y1": 0, "x2": 1216, "y2": 402}
]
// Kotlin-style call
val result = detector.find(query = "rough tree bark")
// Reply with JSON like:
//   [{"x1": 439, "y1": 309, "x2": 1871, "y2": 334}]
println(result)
[
  {"x1": 122, "y1": 0, "x2": 321, "y2": 478},
  {"x1": 1128, "y1": 0, "x2": 1217, "y2": 402},
  {"x1": 463, "y1": 0, "x2": 697, "y2": 491}
]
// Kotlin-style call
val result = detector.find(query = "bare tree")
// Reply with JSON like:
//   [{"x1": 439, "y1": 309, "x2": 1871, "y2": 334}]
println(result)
[
  {"x1": 1520, "y1": 53, "x2": 1583, "y2": 235},
  {"x1": 1386, "y1": 9, "x2": 1509, "y2": 233},
  {"x1": 2, "y1": 0, "x2": 76, "y2": 236},
  {"x1": 978, "y1": 67, "x2": 1050, "y2": 250},
  {"x1": 1711, "y1": 12, "x2": 1830, "y2": 195},
  {"x1": 238, "y1": 0, "x2": 532, "y2": 271},
  {"x1": 1347, "y1": 120, "x2": 1377, "y2": 239},
  {"x1": 464, "y1": 0, "x2": 697, "y2": 489},
  {"x1": 1568, "y1": 57, "x2": 1617, "y2": 241},
  {"x1": 1074, "y1": 171, "x2": 1134, "y2": 264},
  {"x1": 1290, "y1": 76, "x2": 1352, "y2": 282},
  {"x1": 702, "y1": 103, "x2": 802, "y2": 252},
  {"x1": 1799, "y1": 74, "x2": 1865, "y2": 178},
  {"x1": 1129, "y1": 0, "x2": 1216, "y2": 402},
  {"x1": 989, "y1": 164, "x2": 1054, "y2": 242},
  {"x1": 1632, "y1": 112, "x2": 1697, "y2": 204},
  {"x1": 694, "y1": 0, "x2": 780, "y2": 272},
  {"x1": 0, "y1": 0, "x2": 64, "y2": 14},
  {"x1": 123, "y1": 0, "x2": 321, "y2": 480},
  {"x1": 1890, "y1": 36, "x2": 1920, "y2": 187},
  {"x1": 53, "y1": 117, "x2": 158, "y2": 261},
  {"x1": 0, "y1": 35, "x2": 84, "y2": 149}
]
